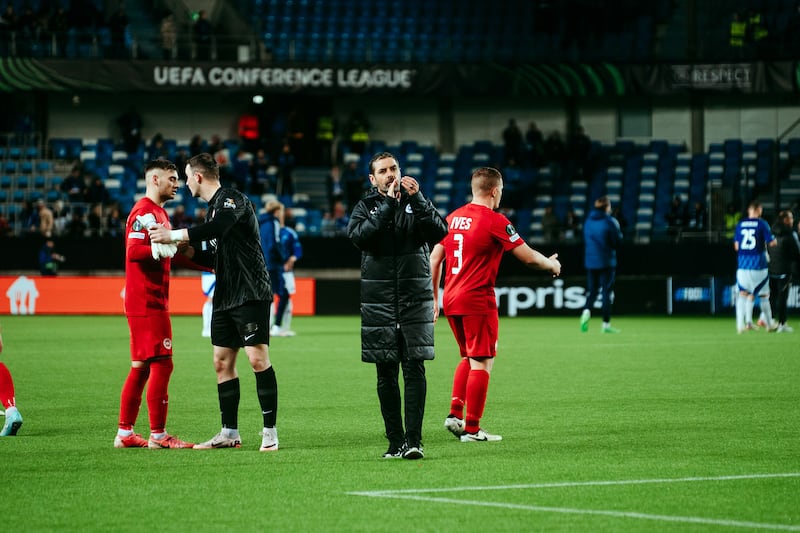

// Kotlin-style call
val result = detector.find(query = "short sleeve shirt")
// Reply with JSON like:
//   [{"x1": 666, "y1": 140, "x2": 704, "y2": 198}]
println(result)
[{"x1": 440, "y1": 203, "x2": 524, "y2": 315}]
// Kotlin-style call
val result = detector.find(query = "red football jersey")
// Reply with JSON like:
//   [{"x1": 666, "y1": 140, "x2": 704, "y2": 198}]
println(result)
[
  {"x1": 440, "y1": 203, "x2": 524, "y2": 314},
  {"x1": 124, "y1": 197, "x2": 171, "y2": 316}
]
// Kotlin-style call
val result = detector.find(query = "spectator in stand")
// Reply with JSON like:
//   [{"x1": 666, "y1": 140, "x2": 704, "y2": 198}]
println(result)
[
  {"x1": 37, "y1": 200, "x2": 54, "y2": 238},
  {"x1": 525, "y1": 121, "x2": 544, "y2": 168},
  {"x1": 541, "y1": 205, "x2": 561, "y2": 243},
  {"x1": 567, "y1": 125, "x2": 592, "y2": 180},
  {"x1": 667, "y1": 194, "x2": 688, "y2": 241},
  {"x1": 0, "y1": 6, "x2": 18, "y2": 56},
  {"x1": 189, "y1": 134, "x2": 205, "y2": 157},
  {"x1": 52, "y1": 200, "x2": 69, "y2": 235},
  {"x1": 326, "y1": 165, "x2": 344, "y2": 213},
  {"x1": 49, "y1": 6, "x2": 69, "y2": 57},
  {"x1": 276, "y1": 141, "x2": 295, "y2": 197},
  {"x1": 86, "y1": 175, "x2": 110, "y2": 205},
  {"x1": 342, "y1": 159, "x2": 367, "y2": 212},
  {"x1": 16, "y1": 5, "x2": 37, "y2": 57},
  {"x1": 148, "y1": 133, "x2": 170, "y2": 161},
  {"x1": 207, "y1": 134, "x2": 224, "y2": 155},
  {"x1": 332, "y1": 200, "x2": 349, "y2": 234},
  {"x1": 544, "y1": 130, "x2": 566, "y2": 182},
  {"x1": 344, "y1": 109, "x2": 370, "y2": 155},
  {"x1": 87, "y1": 203, "x2": 103, "y2": 237},
  {"x1": 502, "y1": 119, "x2": 524, "y2": 166},
  {"x1": 39, "y1": 238, "x2": 65, "y2": 275},
  {"x1": 688, "y1": 201, "x2": 708, "y2": 231},
  {"x1": 20, "y1": 200, "x2": 39, "y2": 236},
  {"x1": 65, "y1": 210, "x2": 88, "y2": 238},
  {"x1": 193, "y1": 9, "x2": 213, "y2": 61},
  {"x1": 106, "y1": 4, "x2": 128, "y2": 59},
  {"x1": 725, "y1": 202, "x2": 742, "y2": 240},
  {"x1": 249, "y1": 148, "x2": 271, "y2": 195},
  {"x1": 0, "y1": 212, "x2": 10, "y2": 238},
  {"x1": 160, "y1": 13, "x2": 176, "y2": 60},
  {"x1": 564, "y1": 209, "x2": 581, "y2": 242},
  {"x1": 106, "y1": 204, "x2": 124, "y2": 237},
  {"x1": 170, "y1": 204, "x2": 193, "y2": 229},
  {"x1": 117, "y1": 106, "x2": 143, "y2": 154},
  {"x1": 61, "y1": 166, "x2": 87, "y2": 202},
  {"x1": 612, "y1": 206, "x2": 629, "y2": 240}
]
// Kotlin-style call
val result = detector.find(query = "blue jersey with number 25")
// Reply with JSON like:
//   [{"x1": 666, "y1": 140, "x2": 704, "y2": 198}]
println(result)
[{"x1": 734, "y1": 217, "x2": 774, "y2": 270}]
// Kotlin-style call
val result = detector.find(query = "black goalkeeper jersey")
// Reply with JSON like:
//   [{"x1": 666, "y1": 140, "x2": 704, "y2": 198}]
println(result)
[{"x1": 187, "y1": 187, "x2": 272, "y2": 311}]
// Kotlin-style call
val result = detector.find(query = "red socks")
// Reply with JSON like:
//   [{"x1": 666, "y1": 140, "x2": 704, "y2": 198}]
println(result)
[
  {"x1": 146, "y1": 358, "x2": 173, "y2": 434},
  {"x1": 449, "y1": 358, "x2": 470, "y2": 418},
  {"x1": 464, "y1": 369, "x2": 490, "y2": 434},
  {"x1": 118, "y1": 366, "x2": 149, "y2": 431},
  {"x1": 0, "y1": 362, "x2": 16, "y2": 409}
]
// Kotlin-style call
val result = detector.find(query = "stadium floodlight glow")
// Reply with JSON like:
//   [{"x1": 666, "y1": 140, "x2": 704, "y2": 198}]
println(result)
[{"x1": 252, "y1": 94, "x2": 264, "y2": 104}]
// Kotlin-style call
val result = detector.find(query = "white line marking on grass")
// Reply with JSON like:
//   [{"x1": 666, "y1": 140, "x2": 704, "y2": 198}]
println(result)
[
  {"x1": 349, "y1": 472, "x2": 800, "y2": 496},
  {"x1": 348, "y1": 473, "x2": 800, "y2": 531}
]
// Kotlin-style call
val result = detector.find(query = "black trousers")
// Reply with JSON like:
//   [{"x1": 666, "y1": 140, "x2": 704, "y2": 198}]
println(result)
[
  {"x1": 769, "y1": 274, "x2": 792, "y2": 325},
  {"x1": 376, "y1": 359, "x2": 426, "y2": 449}
]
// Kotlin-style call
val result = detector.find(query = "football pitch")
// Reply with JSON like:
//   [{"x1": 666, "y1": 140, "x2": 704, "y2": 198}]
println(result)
[{"x1": 1, "y1": 315, "x2": 798, "y2": 532}]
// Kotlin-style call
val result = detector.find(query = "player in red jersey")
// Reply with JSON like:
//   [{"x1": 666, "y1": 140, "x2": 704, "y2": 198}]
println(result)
[
  {"x1": 0, "y1": 320, "x2": 23, "y2": 436},
  {"x1": 431, "y1": 167, "x2": 561, "y2": 442},
  {"x1": 115, "y1": 159, "x2": 204, "y2": 449}
]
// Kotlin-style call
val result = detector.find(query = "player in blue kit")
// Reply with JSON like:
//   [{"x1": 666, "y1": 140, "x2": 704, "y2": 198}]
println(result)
[{"x1": 733, "y1": 201, "x2": 776, "y2": 333}]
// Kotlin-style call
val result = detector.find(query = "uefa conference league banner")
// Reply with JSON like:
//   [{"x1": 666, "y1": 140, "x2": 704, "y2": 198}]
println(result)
[{"x1": 0, "y1": 58, "x2": 797, "y2": 95}]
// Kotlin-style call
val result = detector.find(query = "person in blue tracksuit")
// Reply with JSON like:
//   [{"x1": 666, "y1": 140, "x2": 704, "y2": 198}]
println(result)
[{"x1": 580, "y1": 195, "x2": 623, "y2": 333}]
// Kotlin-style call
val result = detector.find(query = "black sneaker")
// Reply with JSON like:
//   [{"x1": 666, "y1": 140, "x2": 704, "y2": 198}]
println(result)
[
  {"x1": 382, "y1": 443, "x2": 405, "y2": 459},
  {"x1": 402, "y1": 445, "x2": 424, "y2": 460}
]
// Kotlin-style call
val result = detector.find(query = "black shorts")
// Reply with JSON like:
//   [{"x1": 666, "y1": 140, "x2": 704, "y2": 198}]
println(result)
[{"x1": 211, "y1": 300, "x2": 270, "y2": 348}]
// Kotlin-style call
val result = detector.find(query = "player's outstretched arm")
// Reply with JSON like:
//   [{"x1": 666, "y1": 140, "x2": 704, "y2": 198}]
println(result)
[{"x1": 512, "y1": 243, "x2": 561, "y2": 277}]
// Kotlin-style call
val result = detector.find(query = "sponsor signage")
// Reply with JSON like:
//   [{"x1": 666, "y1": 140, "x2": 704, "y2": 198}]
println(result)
[
  {"x1": 2, "y1": 58, "x2": 795, "y2": 96},
  {"x1": 0, "y1": 276, "x2": 315, "y2": 316}
]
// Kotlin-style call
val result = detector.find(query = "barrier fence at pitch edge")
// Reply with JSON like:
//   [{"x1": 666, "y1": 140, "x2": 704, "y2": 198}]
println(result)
[
  {"x1": 2, "y1": 275, "x2": 798, "y2": 316},
  {"x1": 0, "y1": 275, "x2": 315, "y2": 316}
]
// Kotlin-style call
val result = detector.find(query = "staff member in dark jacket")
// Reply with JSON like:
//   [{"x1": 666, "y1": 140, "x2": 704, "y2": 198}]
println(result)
[
  {"x1": 149, "y1": 153, "x2": 280, "y2": 452},
  {"x1": 768, "y1": 210, "x2": 800, "y2": 332},
  {"x1": 580, "y1": 195, "x2": 623, "y2": 333},
  {"x1": 347, "y1": 152, "x2": 448, "y2": 460}
]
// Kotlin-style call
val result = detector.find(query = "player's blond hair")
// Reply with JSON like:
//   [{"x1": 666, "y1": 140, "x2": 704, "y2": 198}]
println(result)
[{"x1": 471, "y1": 167, "x2": 502, "y2": 193}]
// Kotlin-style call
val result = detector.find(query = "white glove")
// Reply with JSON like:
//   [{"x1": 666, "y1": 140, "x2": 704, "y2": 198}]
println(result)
[
  {"x1": 151, "y1": 242, "x2": 178, "y2": 261},
  {"x1": 136, "y1": 213, "x2": 158, "y2": 229}
]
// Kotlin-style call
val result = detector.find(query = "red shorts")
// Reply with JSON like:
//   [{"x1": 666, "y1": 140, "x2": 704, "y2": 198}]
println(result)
[
  {"x1": 446, "y1": 314, "x2": 498, "y2": 358},
  {"x1": 127, "y1": 313, "x2": 173, "y2": 362}
]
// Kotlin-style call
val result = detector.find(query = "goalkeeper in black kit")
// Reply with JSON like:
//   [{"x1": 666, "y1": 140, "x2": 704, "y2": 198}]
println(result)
[{"x1": 149, "y1": 153, "x2": 279, "y2": 452}]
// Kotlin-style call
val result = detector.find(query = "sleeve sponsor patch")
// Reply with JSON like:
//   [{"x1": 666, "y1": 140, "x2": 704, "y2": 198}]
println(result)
[
  {"x1": 128, "y1": 231, "x2": 146, "y2": 240},
  {"x1": 223, "y1": 198, "x2": 237, "y2": 209},
  {"x1": 506, "y1": 224, "x2": 520, "y2": 242}
]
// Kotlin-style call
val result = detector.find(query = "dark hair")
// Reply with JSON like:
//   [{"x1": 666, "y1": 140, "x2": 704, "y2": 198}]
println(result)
[
  {"x1": 187, "y1": 153, "x2": 219, "y2": 181},
  {"x1": 144, "y1": 159, "x2": 177, "y2": 173},
  {"x1": 471, "y1": 167, "x2": 502, "y2": 192},
  {"x1": 595, "y1": 195, "x2": 610, "y2": 210},
  {"x1": 368, "y1": 151, "x2": 397, "y2": 175}
]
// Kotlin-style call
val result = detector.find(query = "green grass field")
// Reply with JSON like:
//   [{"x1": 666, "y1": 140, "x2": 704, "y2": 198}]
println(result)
[{"x1": 1, "y1": 315, "x2": 798, "y2": 532}]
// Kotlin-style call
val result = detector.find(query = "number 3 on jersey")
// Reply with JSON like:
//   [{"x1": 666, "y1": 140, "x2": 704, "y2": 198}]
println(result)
[{"x1": 451, "y1": 233, "x2": 463, "y2": 274}]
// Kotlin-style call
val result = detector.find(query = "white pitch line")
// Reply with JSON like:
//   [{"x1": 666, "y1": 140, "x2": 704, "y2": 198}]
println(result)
[
  {"x1": 347, "y1": 473, "x2": 800, "y2": 531},
  {"x1": 355, "y1": 494, "x2": 800, "y2": 531},
  {"x1": 348, "y1": 472, "x2": 800, "y2": 496}
]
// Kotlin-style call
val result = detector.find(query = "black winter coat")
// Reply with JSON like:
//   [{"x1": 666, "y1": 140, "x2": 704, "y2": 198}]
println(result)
[
  {"x1": 768, "y1": 222, "x2": 800, "y2": 276},
  {"x1": 347, "y1": 188, "x2": 448, "y2": 363}
]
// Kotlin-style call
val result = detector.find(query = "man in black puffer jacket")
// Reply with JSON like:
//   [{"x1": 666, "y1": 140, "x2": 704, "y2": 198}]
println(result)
[
  {"x1": 347, "y1": 152, "x2": 448, "y2": 460},
  {"x1": 768, "y1": 210, "x2": 800, "y2": 332}
]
